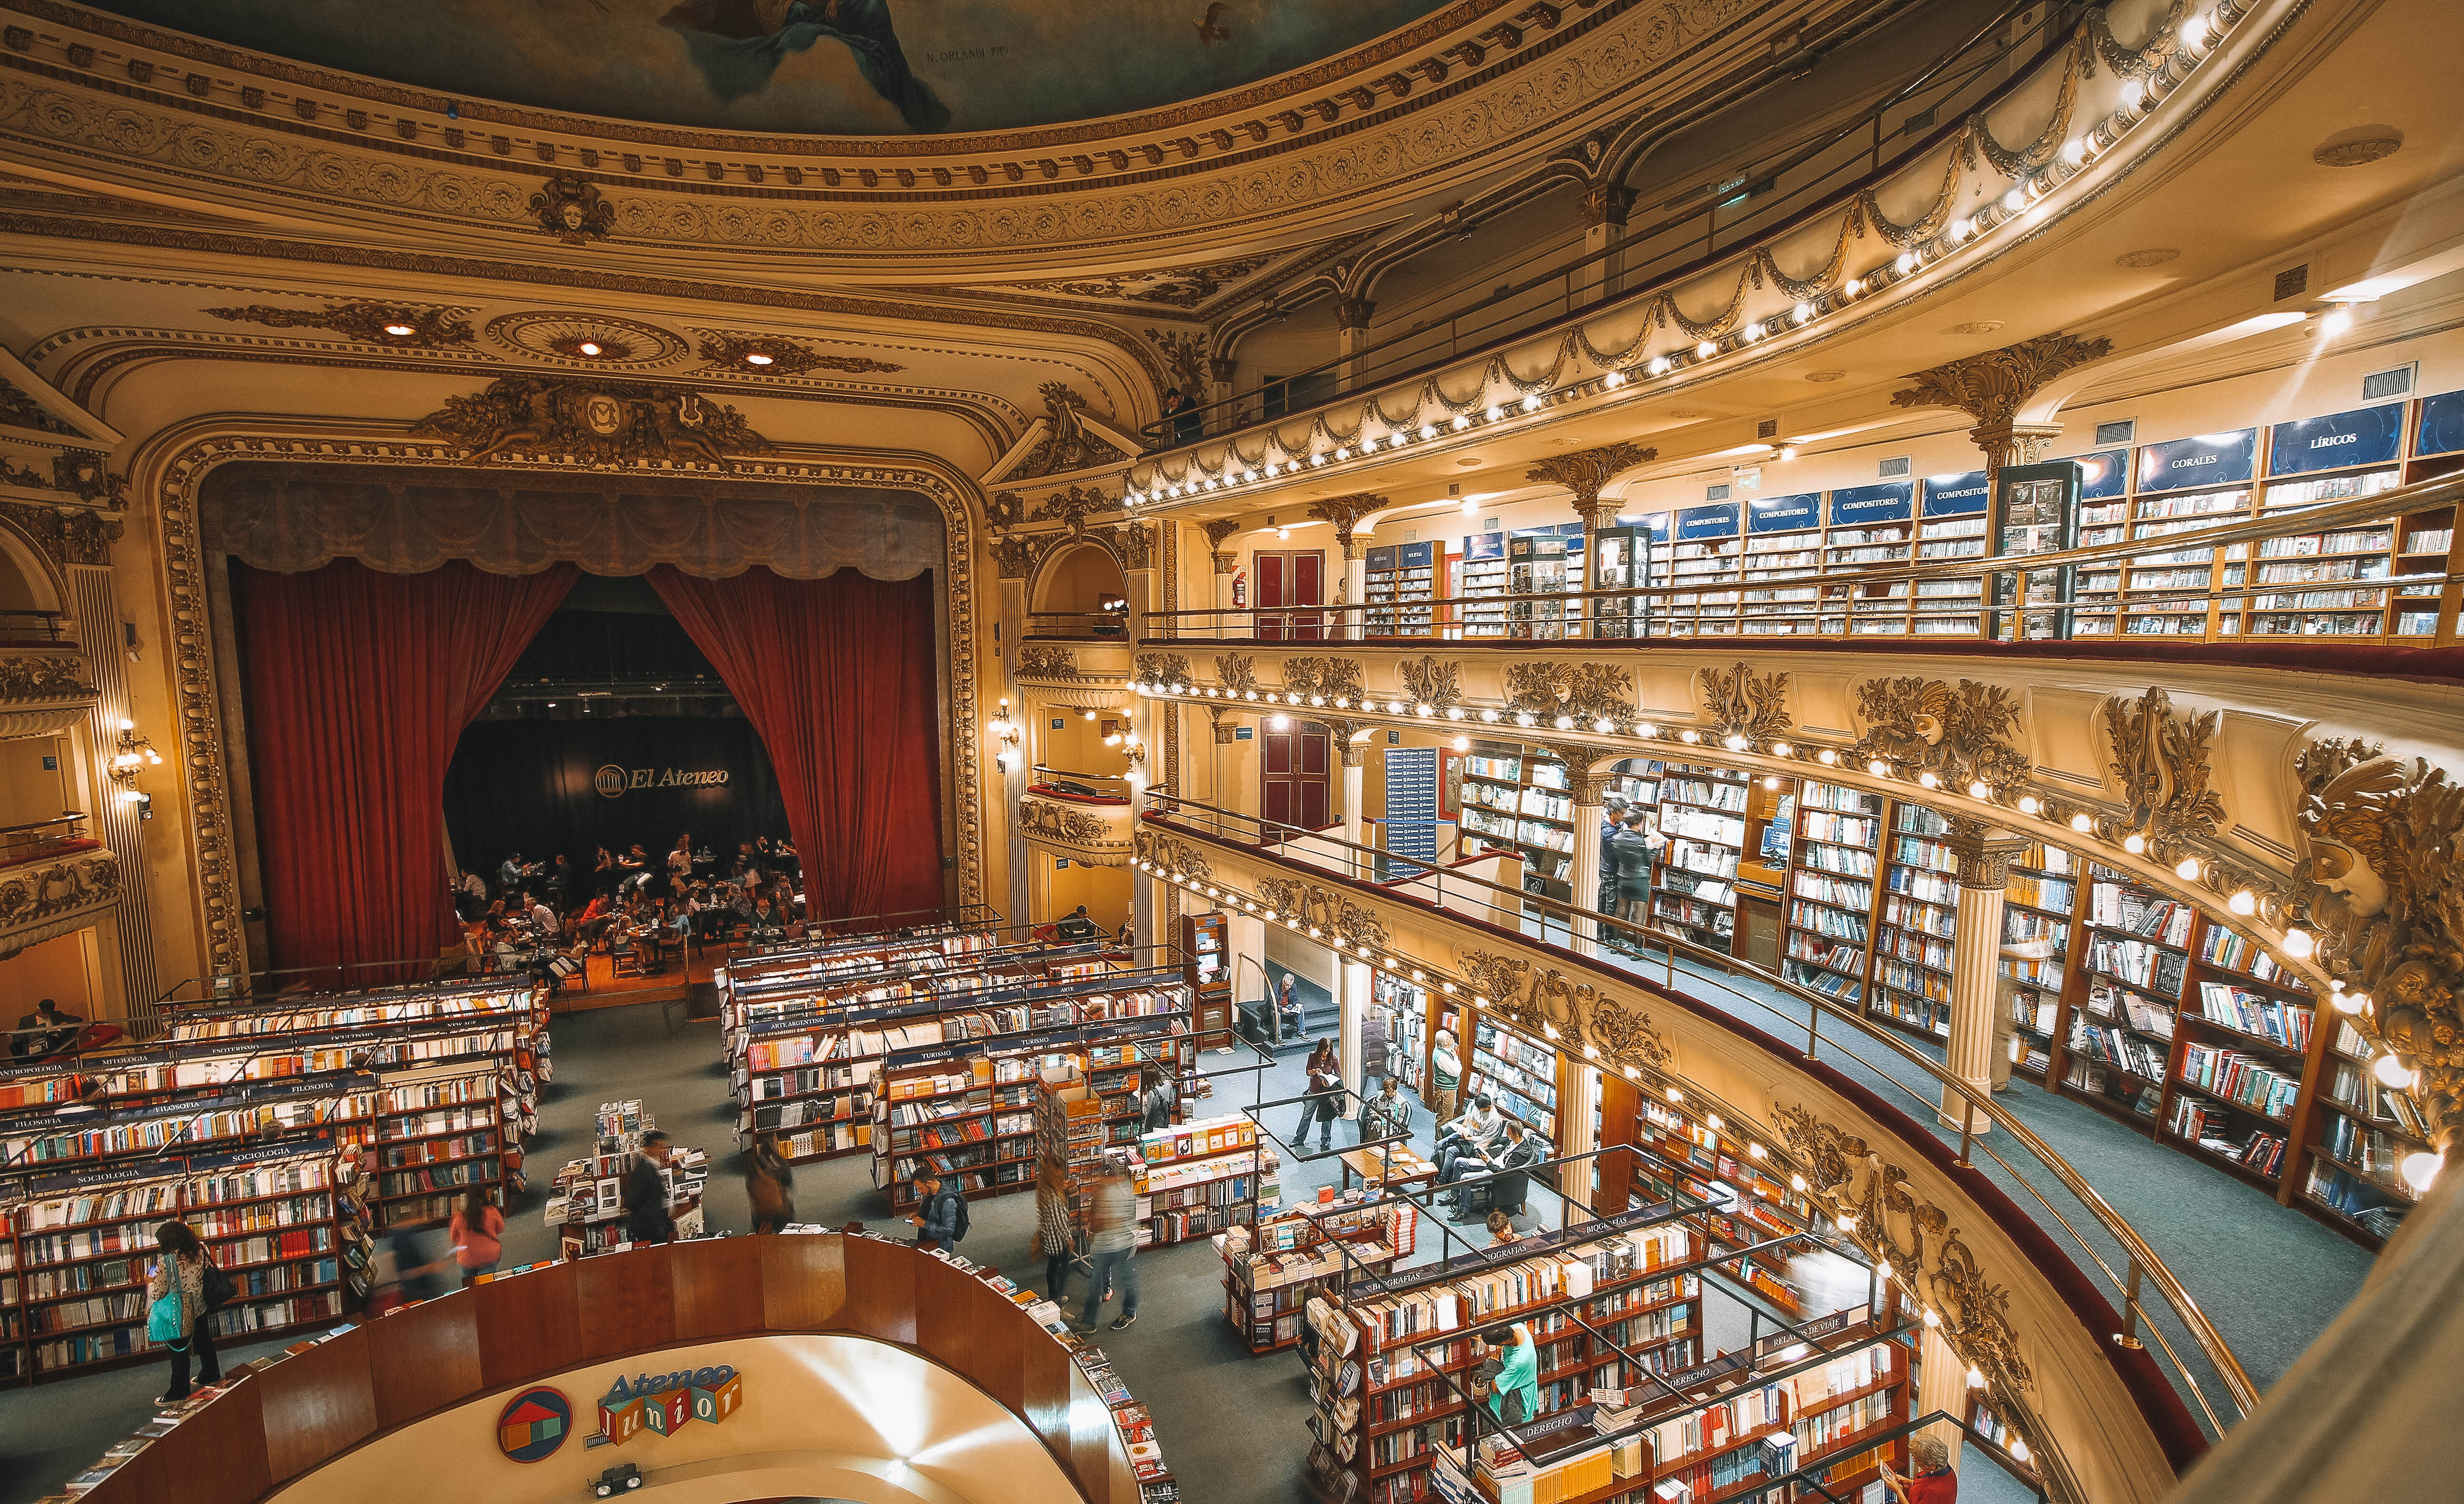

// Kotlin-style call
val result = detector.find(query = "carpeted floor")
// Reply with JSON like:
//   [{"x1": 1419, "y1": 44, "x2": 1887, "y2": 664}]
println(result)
[{"x1": 3, "y1": 982, "x2": 2352, "y2": 1504}]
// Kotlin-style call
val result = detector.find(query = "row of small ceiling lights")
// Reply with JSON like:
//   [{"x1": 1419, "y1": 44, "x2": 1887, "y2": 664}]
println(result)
[
  {"x1": 1133, "y1": 841, "x2": 2039, "y2": 1440},
  {"x1": 1117, "y1": 10, "x2": 2231, "y2": 509}
]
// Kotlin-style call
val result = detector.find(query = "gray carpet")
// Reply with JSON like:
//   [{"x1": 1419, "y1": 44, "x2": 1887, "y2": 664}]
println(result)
[{"x1": 4, "y1": 988, "x2": 2340, "y2": 1503}]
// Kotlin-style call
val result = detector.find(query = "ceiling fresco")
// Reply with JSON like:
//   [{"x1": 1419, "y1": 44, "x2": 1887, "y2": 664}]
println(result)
[{"x1": 84, "y1": 0, "x2": 1458, "y2": 136}]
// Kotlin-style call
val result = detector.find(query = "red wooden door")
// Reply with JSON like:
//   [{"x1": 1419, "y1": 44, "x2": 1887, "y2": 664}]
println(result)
[
  {"x1": 1254, "y1": 549, "x2": 1325, "y2": 641},
  {"x1": 1261, "y1": 720, "x2": 1331, "y2": 833}
]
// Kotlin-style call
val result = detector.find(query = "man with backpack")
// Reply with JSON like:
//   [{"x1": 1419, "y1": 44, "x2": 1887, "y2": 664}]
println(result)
[{"x1": 910, "y1": 1174, "x2": 969, "y2": 1252}]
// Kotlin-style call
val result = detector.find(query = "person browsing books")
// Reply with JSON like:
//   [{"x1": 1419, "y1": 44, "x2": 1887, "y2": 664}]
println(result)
[
  {"x1": 624, "y1": 1131, "x2": 678, "y2": 1245},
  {"x1": 1434, "y1": 1094, "x2": 1504, "y2": 1179},
  {"x1": 1476, "y1": 1323, "x2": 1540, "y2": 1426},
  {"x1": 909, "y1": 1174, "x2": 968, "y2": 1251},
  {"x1": 1882, "y1": 1434, "x2": 1960, "y2": 1504},
  {"x1": 1080, "y1": 1158, "x2": 1140, "y2": 1332}
]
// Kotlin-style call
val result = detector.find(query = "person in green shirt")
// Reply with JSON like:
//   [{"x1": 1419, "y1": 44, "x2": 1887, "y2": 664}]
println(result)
[{"x1": 1482, "y1": 1323, "x2": 1540, "y2": 1426}]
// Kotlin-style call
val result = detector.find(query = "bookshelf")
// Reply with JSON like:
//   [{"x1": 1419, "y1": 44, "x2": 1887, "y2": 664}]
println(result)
[
  {"x1": 1870, "y1": 803, "x2": 1958, "y2": 1038},
  {"x1": 2000, "y1": 841, "x2": 2081, "y2": 1084},
  {"x1": 2060, "y1": 867, "x2": 2191, "y2": 1126},
  {"x1": 1366, "y1": 973, "x2": 1428, "y2": 1095},
  {"x1": 1363, "y1": 541, "x2": 1438, "y2": 637},
  {"x1": 1455, "y1": 742, "x2": 1578, "y2": 900},
  {"x1": 1303, "y1": 1217, "x2": 1714, "y2": 1504},
  {"x1": 1782, "y1": 780, "x2": 1883, "y2": 1005},
  {"x1": 871, "y1": 973, "x2": 1195, "y2": 1210},
  {"x1": 1451, "y1": 531, "x2": 1511, "y2": 638},
  {"x1": 722, "y1": 936, "x2": 1102, "y2": 1162},
  {"x1": 542, "y1": 1101, "x2": 709, "y2": 1257},
  {"x1": 1219, "y1": 1195, "x2": 1415, "y2": 1354},
  {"x1": 1467, "y1": 1016, "x2": 1562, "y2": 1151},
  {"x1": 1133, "y1": 1114, "x2": 1275, "y2": 1248},
  {"x1": 2304, "y1": 1015, "x2": 2426, "y2": 1242},
  {"x1": 1182, "y1": 910, "x2": 1233, "y2": 1050},
  {"x1": 1652, "y1": 763, "x2": 1751, "y2": 951}
]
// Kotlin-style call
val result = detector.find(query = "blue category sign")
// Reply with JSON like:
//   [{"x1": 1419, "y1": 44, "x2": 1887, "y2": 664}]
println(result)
[
  {"x1": 1364, "y1": 545, "x2": 1397, "y2": 571},
  {"x1": 2137, "y1": 428, "x2": 2257, "y2": 493},
  {"x1": 1614, "y1": 511, "x2": 1672, "y2": 542},
  {"x1": 2418, "y1": 389, "x2": 2464, "y2": 457},
  {"x1": 1922, "y1": 470, "x2": 1989, "y2": 516},
  {"x1": 1383, "y1": 747, "x2": 1440, "y2": 876},
  {"x1": 1461, "y1": 532, "x2": 1507, "y2": 560},
  {"x1": 2068, "y1": 448, "x2": 2131, "y2": 500},
  {"x1": 1827, "y1": 481, "x2": 1914, "y2": 527},
  {"x1": 1398, "y1": 540, "x2": 1436, "y2": 568},
  {"x1": 1676, "y1": 501, "x2": 1741, "y2": 540},
  {"x1": 2270, "y1": 402, "x2": 2404, "y2": 476},
  {"x1": 1748, "y1": 491, "x2": 1822, "y2": 533}
]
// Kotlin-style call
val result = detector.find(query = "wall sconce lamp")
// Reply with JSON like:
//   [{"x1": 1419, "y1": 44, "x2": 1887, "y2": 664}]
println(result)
[
  {"x1": 990, "y1": 698, "x2": 1022, "y2": 772},
  {"x1": 1104, "y1": 728, "x2": 1148, "y2": 766},
  {"x1": 109, "y1": 718, "x2": 162, "y2": 784}
]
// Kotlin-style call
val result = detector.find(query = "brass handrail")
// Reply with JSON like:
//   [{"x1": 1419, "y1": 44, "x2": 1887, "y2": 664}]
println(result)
[
  {"x1": 1137, "y1": 790, "x2": 2261, "y2": 1435},
  {"x1": 1139, "y1": 469, "x2": 2464, "y2": 647}
]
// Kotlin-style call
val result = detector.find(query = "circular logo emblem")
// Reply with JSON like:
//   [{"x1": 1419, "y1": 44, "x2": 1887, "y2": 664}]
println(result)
[
  {"x1": 584, "y1": 394, "x2": 625, "y2": 435},
  {"x1": 497, "y1": 1386, "x2": 572, "y2": 1463},
  {"x1": 593, "y1": 764, "x2": 628, "y2": 799}
]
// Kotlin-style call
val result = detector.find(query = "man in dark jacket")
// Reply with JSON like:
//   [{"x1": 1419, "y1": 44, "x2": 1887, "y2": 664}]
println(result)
[
  {"x1": 624, "y1": 1131, "x2": 677, "y2": 1245},
  {"x1": 910, "y1": 1175, "x2": 967, "y2": 1251},
  {"x1": 1606, "y1": 811, "x2": 1660, "y2": 953}
]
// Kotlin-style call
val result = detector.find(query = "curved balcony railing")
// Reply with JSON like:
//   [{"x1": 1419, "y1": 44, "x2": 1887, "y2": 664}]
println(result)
[
  {"x1": 67, "y1": 1234, "x2": 1152, "y2": 1504},
  {"x1": 1138, "y1": 0, "x2": 2082, "y2": 448},
  {"x1": 1141, "y1": 470, "x2": 2464, "y2": 652},
  {"x1": 1137, "y1": 791, "x2": 2259, "y2": 1447}
]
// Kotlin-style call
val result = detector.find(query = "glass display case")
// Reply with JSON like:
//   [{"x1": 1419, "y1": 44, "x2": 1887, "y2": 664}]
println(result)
[
  {"x1": 1588, "y1": 524, "x2": 1649, "y2": 638},
  {"x1": 1506, "y1": 533, "x2": 1568, "y2": 639}
]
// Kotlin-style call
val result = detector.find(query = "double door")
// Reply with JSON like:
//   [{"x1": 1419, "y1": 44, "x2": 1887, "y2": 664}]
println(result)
[{"x1": 1254, "y1": 549, "x2": 1326, "y2": 640}]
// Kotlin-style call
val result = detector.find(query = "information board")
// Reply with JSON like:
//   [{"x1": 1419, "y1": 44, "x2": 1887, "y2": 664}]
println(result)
[{"x1": 1382, "y1": 747, "x2": 1440, "y2": 881}]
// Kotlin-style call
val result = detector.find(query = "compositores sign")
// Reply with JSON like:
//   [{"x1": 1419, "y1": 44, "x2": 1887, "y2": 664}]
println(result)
[{"x1": 594, "y1": 1363, "x2": 743, "y2": 1446}]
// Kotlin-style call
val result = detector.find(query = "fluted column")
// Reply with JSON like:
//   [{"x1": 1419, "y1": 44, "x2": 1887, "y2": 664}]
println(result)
[
  {"x1": 1563, "y1": 1060, "x2": 1602, "y2": 1215},
  {"x1": 1337, "y1": 732, "x2": 1369, "y2": 879},
  {"x1": 1567, "y1": 766, "x2": 1617, "y2": 957},
  {"x1": 1340, "y1": 958, "x2": 1371, "y2": 1100},
  {"x1": 1335, "y1": 295, "x2": 1376, "y2": 391},
  {"x1": 67, "y1": 562, "x2": 159, "y2": 1023},
  {"x1": 1916, "y1": 1324, "x2": 1972, "y2": 1467},
  {"x1": 1942, "y1": 820, "x2": 2028, "y2": 1134},
  {"x1": 1201, "y1": 518, "x2": 1241, "y2": 640}
]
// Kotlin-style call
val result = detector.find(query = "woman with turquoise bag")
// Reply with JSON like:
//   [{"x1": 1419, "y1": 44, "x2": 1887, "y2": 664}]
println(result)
[{"x1": 144, "y1": 1221, "x2": 223, "y2": 1402}]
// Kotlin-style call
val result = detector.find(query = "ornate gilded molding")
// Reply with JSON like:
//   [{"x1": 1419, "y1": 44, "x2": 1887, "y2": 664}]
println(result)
[
  {"x1": 1214, "y1": 654, "x2": 1259, "y2": 694},
  {"x1": 1522, "y1": 441, "x2": 1656, "y2": 526},
  {"x1": 0, "y1": 653, "x2": 93, "y2": 700},
  {"x1": 0, "y1": 450, "x2": 123, "y2": 508},
  {"x1": 1013, "y1": 385, "x2": 1130, "y2": 480},
  {"x1": 144, "y1": 428, "x2": 987, "y2": 976},
  {"x1": 1027, "y1": 482, "x2": 1112, "y2": 536},
  {"x1": 0, "y1": 845, "x2": 123, "y2": 951},
  {"x1": 528, "y1": 172, "x2": 615, "y2": 244},
  {"x1": 2104, "y1": 687, "x2": 2224, "y2": 857},
  {"x1": 1700, "y1": 661, "x2": 1790, "y2": 745},
  {"x1": 693, "y1": 331, "x2": 906, "y2": 377},
  {"x1": 2294, "y1": 738, "x2": 2464, "y2": 1150},
  {"x1": 1890, "y1": 332, "x2": 2114, "y2": 472},
  {"x1": 1013, "y1": 646, "x2": 1080, "y2": 681},
  {"x1": 409, "y1": 377, "x2": 774, "y2": 469},
  {"x1": 1304, "y1": 493, "x2": 1384, "y2": 557},
  {"x1": 1133, "y1": 826, "x2": 1213, "y2": 882},
  {"x1": 1147, "y1": 329, "x2": 1209, "y2": 395},
  {"x1": 0, "y1": 500, "x2": 121, "y2": 567},
  {"x1": 1850, "y1": 677, "x2": 2028, "y2": 788},
  {"x1": 1503, "y1": 661, "x2": 1634, "y2": 724},
  {"x1": 1771, "y1": 1105, "x2": 2039, "y2": 1427},
  {"x1": 1256, "y1": 877, "x2": 1390, "y2": 949},
  {"x1": 991, "y1": 534, "x2": 1040, "y2": 579},
  {"x1": 1397, "y1": 655, "x2": 1461, "y2": 712},
  {"x1": 1201, "y1": 517, "x2": 1242, "y2": 576},
  {"x1": 1018, "y1": 794, "x2": 1122, "y2": 850},
  {"x1": 1944, "y1": 819, "x2": 2031, "y2": 891},
  {"x1": 1102, "y1": 521, "x2": 1154, "y2": 570},
  {"x1": 203, "y1": 300, "x2": 475, "y2": 348},
  {"x1": 1281, "y1": 655, "x2": 1367, "y2": 702},
  {"x1": 0, "y1": 377, "x2": 80, "y2": 435},
  {"x1": 1135, "y1": 651, "x2": 1193, "y2": 688}
]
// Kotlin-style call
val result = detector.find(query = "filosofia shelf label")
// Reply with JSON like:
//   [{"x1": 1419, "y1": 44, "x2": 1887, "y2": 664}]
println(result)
[{"x1": 593, "y1": 1363, "x2": 743, "y2": 1447}]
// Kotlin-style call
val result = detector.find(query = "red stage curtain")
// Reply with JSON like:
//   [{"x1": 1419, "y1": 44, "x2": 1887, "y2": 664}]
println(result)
[
  {"x1": 648, "y1": 566, "x2": 945, "y2": 920},
  {"x1": 236, "y1": 559, "x2": 578, "y2": 977}
]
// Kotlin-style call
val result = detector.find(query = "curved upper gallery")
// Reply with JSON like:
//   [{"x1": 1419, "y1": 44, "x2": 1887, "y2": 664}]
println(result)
[{"x1": 0, "y1": 0, "x2": 1925, "y2": 272}]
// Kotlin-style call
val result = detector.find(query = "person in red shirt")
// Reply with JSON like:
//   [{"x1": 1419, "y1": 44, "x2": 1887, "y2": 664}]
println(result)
[{"x1": 1882, "y1": 1434, "x2": 1959, "y2": 1504}]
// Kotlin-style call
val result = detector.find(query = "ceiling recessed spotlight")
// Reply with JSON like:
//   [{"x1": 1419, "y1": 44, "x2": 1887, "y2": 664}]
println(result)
[
  {"x1": 382, "y1": 322, "x2": 417, "y2": 336},
  {"x1": 744, "y1": 351, "x2": 775, "y2": 366},
  {"x1": 578, "y1": 341, "x2": 603, "y2": 356}
]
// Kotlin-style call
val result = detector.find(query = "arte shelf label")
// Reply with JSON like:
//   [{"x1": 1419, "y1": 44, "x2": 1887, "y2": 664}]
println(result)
[{"x1": 592, "y1": 1363, "x2": 743, "y2": 1447}]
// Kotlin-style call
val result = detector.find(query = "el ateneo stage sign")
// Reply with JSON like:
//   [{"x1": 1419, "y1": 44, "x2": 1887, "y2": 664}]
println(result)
[{"x1": 446, "y1": 716, "x2": 790, "y2": 869}]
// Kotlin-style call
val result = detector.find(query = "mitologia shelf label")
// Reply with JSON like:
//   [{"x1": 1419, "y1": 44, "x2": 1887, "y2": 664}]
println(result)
[{"x1": 592, "y1": 1364, "x2": 742, "y2": 1447}]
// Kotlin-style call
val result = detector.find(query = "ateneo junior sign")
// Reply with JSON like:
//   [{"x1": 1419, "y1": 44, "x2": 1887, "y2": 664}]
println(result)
[
  {"x1": 593, "y1": 764, "x2": 732, "y2": 798},
  {"x1": 594, "y1": 1363, "x2": 743, "y2": 1445}
]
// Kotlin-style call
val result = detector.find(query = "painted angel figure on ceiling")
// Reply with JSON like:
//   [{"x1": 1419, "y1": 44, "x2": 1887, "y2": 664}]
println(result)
[{"x1": 663, "y1": 0, "x2": 949, "y2": 132}]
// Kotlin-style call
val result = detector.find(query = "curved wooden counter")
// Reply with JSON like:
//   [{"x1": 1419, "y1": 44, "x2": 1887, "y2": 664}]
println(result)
[{"x1": 79, "y1": 1235, "x2": 1143, "y2": 1504}]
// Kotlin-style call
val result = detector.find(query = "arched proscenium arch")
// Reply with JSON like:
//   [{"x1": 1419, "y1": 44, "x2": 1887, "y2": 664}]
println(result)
[
  {"x1": 0, "y1": 512, "x2": 69, "y2": 614},
  {"x1": 131, "y1": 417, "x2": 992, "y2": 978}
]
